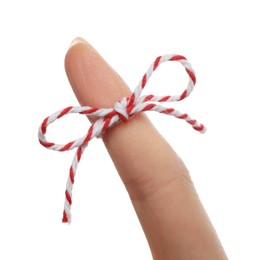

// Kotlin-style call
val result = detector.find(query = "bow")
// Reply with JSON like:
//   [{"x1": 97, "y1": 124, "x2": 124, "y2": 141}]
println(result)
[{"x1": 38, "y1": 54, "x2": 205, "y2": 223}]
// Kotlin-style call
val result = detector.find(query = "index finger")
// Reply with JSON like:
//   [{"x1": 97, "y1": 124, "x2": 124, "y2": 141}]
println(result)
[{"x1": 65, "y1": 38, "x2": 227, "y2": 260}]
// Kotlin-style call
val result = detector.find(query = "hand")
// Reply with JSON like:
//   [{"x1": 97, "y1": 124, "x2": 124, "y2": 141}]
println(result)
[{"x1": 65, "y1": 37, "x2": 227, "y2": 260}]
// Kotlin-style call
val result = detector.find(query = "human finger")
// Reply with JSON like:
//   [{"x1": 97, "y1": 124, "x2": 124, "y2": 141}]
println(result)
[{"x1": 65, "y1": 38, "x2": 227, "y2": 259}]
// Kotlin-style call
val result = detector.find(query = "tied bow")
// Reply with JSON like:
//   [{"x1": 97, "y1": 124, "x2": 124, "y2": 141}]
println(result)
[{"x1": 38, "y1": 54, "x2": 206, "y2": 223}]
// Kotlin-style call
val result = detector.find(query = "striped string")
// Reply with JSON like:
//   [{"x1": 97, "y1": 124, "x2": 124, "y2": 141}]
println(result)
[{"x1": 38, "y1": 54, "x2": 206, "y2": 223}]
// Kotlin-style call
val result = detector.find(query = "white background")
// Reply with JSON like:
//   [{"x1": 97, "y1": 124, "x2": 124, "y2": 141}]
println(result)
[{"x1": 0, "y1": 0, "x2": 270, "y2": 259}]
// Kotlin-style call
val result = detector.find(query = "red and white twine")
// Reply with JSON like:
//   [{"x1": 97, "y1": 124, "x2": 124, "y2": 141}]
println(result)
[{"x1": 38, "y1": 54, "x2": 206, "y2": 223}]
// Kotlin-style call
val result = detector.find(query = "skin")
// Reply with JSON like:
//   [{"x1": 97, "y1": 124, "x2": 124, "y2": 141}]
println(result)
[{"x1": 65, "y1": 37, "x2": 228, "y2": 260}]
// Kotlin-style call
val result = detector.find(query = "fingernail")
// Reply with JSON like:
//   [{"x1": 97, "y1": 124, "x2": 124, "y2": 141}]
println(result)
[{"x1": 70, "y1": 37, "x2": 89, "y2": 48}]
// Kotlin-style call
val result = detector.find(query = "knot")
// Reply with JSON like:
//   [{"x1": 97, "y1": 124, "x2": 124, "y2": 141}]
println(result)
[
  {"x1": 113, "y1": 97, "x2": 130, "y2": 122},
  {"x1": 38, "y1": 53, "x2": 206, "y2": 223}
]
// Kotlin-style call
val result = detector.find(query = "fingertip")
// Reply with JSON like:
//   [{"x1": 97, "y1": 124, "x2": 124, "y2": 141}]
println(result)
[
  {"x1": 69, "y1": 37, "x2": 91, "y2": 48},
  {"x1": 65, "y1": 38, "x2": 130, "y2": 108}
]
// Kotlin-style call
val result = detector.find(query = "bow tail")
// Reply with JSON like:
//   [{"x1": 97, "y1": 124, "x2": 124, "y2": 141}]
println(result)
[
  {"x1": 146, "y1": 103, "x2": 205, "y2": 133},
  {"x1": 62, "y1": 143, "x2": 88, "y2": 223}
]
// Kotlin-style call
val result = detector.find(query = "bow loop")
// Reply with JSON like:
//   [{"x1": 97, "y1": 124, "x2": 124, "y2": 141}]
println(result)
[
  {"x1": 129, "y1": 54, "x2": 196, "y2": 107},
  {"x1": 38, "y1": 54, "x2": 205, "y2": 223}
]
